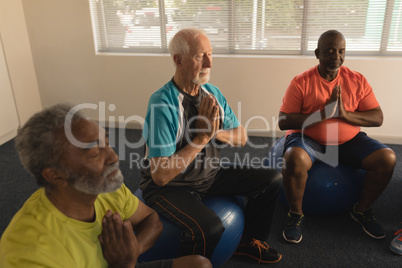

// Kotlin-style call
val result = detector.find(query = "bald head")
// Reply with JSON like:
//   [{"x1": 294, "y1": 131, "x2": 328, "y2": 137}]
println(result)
[
  {"x1": 317, "y1": 30, "x2": 345, "y2": 50},
  {"x1": 315, "y1": 30, "x2": 346, "y2": 80}
]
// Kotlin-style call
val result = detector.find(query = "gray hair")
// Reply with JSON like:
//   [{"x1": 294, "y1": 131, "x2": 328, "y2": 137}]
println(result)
[
  {"x1": 14, "y1": 103, "x2": 86, "y2": 187},
  {"x1": 169, "y1": 28, "x2": 206, "y2": 66}
]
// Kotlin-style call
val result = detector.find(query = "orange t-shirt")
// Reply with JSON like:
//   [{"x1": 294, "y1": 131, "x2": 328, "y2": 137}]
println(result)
[{"x1": 280, "y1": 66, "x2": 379, "y2": 145}]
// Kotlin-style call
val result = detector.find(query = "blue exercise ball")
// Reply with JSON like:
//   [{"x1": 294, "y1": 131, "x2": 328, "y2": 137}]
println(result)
[
  {"x1": 204, "y1": 196, "x2": 245, "y2": 266},
  {"x1": 135, "y1": 188, "x2": 181, "y2": 262},
  {"x1": 134, "y1": 189, "x2": 245, "y2": 267},
  {"x1": 267, "y1": 136, "x2": 365, "y2": 215}
]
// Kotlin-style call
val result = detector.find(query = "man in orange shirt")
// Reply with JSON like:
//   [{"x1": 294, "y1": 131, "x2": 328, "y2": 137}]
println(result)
[{"x1": 278, "y1": 30, "x2": 396, "y2": 244}]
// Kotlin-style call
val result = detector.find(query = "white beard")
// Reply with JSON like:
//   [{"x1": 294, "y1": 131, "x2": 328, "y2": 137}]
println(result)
[
  {"x1": 68, "y1": 161, "x2": 124, "y2": 195},
  {"x1": 193, "y1": 69, "x2": 210, "y2": 85}
]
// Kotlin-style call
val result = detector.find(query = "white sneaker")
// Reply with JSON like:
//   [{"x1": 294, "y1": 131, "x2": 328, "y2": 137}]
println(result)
[{"x1": 390, "y1": 230, "x2": 402, "y2": 255}]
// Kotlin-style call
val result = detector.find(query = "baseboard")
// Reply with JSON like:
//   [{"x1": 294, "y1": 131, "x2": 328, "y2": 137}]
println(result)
[
  {"x1": 246, "y1": 129, "x2": 286, "y2": 139},
  {"x1": 0, "y1": 129, "x2": 17, "y2": 146},
  {"x1": 247, "y1": 130, "x2": 402, "y2": 145},
  {"x1": 369, "y1": 135, "x2": 402, "y2": 145}
]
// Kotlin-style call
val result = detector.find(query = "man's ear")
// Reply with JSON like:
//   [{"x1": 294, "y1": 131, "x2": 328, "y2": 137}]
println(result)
[
  {"x1": 315, "y1": 48, "x2": 319, "y2": 59},
  {"x1": 41, "y1": 168, "x2": 68, "y2": 186},
  {"x1": 173, "y1": 54, "x2": 181, "y2": 66}
]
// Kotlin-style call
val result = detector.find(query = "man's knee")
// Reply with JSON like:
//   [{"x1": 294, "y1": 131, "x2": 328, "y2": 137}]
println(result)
[
  {"x1": 364, "y1": 148, "x2": 397, "y2": 172},
  {"x1": 378, "y1": 148, "x2": 397, "y2": 171},
  {"x1": 201, "y1": 216, "x2": 225, "y2": 243},
  {"x1": 173, "y1": 255, "x2": 212, "y2": 268},
  {"x1": 182, "y1": 213, "x2": 224, "y2": 247},
  {"x1": 191, "y1": 256, "x2": 212, "y2": 268},
  {"x1": 283, "y1": 147, "x2": 312, "y2": 175}
]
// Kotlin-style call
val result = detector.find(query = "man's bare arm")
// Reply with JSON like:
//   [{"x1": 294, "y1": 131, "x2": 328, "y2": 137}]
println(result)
[
  {"x1": 215, "y1": 125, "x2": 247, "y2": 147},
  {"x1": 337, "y1": 86, "x2": 383, "y2": 127}
]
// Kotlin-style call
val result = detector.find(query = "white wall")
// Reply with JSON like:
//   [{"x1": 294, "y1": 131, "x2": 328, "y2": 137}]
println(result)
[
  {"x1": 22, "y1": 0, "x2": 402, "y2": 144},
  {"x1": 0, "y1": 38, "x2": 19, "y2": 145},
  {"x1": 0, "y1": 0, "x2": 41, "y2": 127}
]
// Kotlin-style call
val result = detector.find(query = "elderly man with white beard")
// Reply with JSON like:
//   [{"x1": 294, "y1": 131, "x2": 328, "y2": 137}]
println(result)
[
  {"x1": 0, "y1": 103, "x2": 212, "y2": 268},
  {"x1": 140, "y1": 28, "x2": 283, "y2": 264}
]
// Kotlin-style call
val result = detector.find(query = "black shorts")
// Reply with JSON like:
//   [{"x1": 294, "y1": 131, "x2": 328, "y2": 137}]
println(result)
[
  {"x1": 136, "y1": 259, "x2": 173, "y2": 268},
  {"x1": 284, "y1": 132, "x2": 388, "y2": 168}
]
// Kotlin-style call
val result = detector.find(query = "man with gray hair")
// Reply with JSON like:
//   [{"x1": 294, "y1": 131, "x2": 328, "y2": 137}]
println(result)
[
  {"x1": 0, "y1": 103, "x2": 211, "y2": 268},
  {"x1": 140, "y1": 28, "x2": 283, "y2": 264}
]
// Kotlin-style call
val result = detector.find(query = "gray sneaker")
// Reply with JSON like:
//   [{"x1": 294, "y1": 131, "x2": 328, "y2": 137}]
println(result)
[
  {"x1": 283, "y1": 212, "x2": 304, "y2": 243},
  {"x1": 390, "y1": 230, "x2": 402, "y2": 255},
  {"x1": 350, "y1": 204, "x2": 385, "y2": 239}
]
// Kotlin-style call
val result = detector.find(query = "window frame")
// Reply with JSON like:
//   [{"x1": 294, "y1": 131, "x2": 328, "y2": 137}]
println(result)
[{"x1": 89, "y1": 0, "x2": 402, "y2": 57}]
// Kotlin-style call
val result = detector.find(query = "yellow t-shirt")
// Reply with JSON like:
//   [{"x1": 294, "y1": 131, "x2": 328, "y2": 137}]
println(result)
[{"x1": 0, "y1": 184, "x2": 139, "y2": 268}]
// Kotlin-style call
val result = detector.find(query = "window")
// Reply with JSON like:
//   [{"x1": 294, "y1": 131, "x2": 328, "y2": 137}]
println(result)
[{"x1": 89, "y1": 0, "x2": 402, "y2": 56}]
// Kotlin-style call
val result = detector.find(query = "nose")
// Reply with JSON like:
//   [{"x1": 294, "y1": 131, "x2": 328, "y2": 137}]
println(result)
[
  {"x1": 331, "y1": 50, "x2": 342, "y2": 60},
  {"x1": 105, "y1": 145, "x2": 119, "y2": 166},
  {"x1": 203, "y1": 55, "x2": 212, "y2": 68}
]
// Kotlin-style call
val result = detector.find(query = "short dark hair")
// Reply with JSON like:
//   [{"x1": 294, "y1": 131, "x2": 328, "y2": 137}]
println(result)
[{"x1": 14, "y1": 103, "x2": 86, "y2": 187}]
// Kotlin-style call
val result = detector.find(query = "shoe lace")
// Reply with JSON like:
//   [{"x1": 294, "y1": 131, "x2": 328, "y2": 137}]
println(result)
[
  {"x1": 357, "y1": 209, "x2": 376, "y2": 222},
  {"x1": 394, "y1": 228, "x2": 402, "y2": 241},
  {"x1": 250, "y1": 239, "x2": 269, "y2": 264},
  {"x1": 288, "y1": 213, "x2": 304, "y2": 226}
]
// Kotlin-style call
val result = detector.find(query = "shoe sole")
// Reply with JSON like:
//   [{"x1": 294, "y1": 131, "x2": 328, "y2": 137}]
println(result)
[
  {"x1": 390, "y1": 245, "x2": 402, "y2": 255},
  {"x1": 234, "y1": 252, "x2": 282, "y2": 263},
  {"x1": 282, "y1": 231, "x2": 302, "y2": 244},
  {"x1": 349, "y1": 211, "x2": 386, "y2": 239}
]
